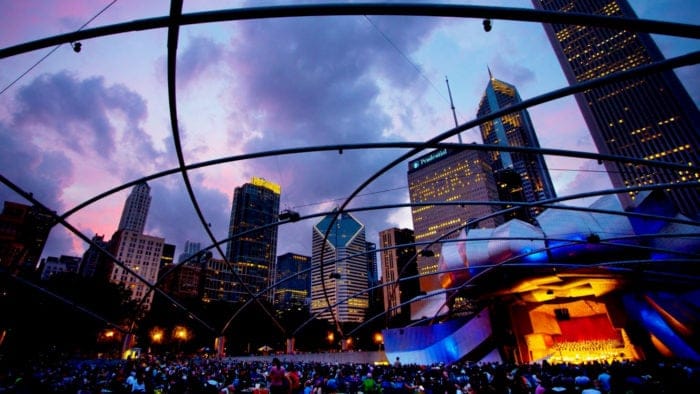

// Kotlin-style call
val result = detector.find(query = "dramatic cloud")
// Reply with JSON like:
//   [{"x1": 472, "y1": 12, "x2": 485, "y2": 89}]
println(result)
[
  {"x1": 201, "y1": 13, "x2": 446, "y2": 253},
  {"x1": 1, "y1": 0, "x2": 697, "y2": 262},
  {"x1": 227, "y1": 15, "x2": 440, "y2": 147},
  {"x1": 12, "y1": 72, "x2": 158, "y2": 169},
  {"x1": 0, "y1": 71, "x2": 170, "y2": 256},
  {"x1": 557, "y1": 160, "x2": 614, "y2": 207}
]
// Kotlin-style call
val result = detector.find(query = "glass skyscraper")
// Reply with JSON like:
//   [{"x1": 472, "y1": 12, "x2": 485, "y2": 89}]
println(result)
[
  {"x1": 477, "y1": 73, "x2": 557, "y2": 220},
  {"x1": 310, "y1": 210, "x2": 369, "y2": 324},
  {"x1": 225, "y1": 177, "x2": 281, "y2": 302},
  {"x1": 533, "y1": 0, "x2": 700, "y2": 217}
]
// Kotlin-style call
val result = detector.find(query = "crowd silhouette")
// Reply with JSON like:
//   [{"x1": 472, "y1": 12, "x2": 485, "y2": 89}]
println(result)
[{"x1": 1, "y1": 352, "x2": 697, "y2": 394}]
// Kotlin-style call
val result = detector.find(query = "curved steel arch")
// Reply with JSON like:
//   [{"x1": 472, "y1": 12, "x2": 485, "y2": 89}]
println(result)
[
  {"x1": 0, "y1": 1, "x2": 698, "y2": 354},
  {"x1": 1, "y1": 3, "x2": 699, "y2": 59}
]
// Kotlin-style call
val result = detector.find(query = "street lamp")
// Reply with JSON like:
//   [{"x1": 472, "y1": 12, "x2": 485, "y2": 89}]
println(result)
[
  {"x1": 97, "y1": 328, "x2": 121, "y2": 358},
  {"x1": 173, "y1": 325, "x2": 190, "y2": 353},
  {"x1": 102, "y1": 329, "x2": 116, "y2": 341},
  {"x1": 327, "y1": 332, "x2": 335, "y2": 350},
  {"x1": 150, "y1": 327, "x2": 164, "y2": 344},
  {"x1": 373, "y1": 332, "x2": 383, "y2": 351}
]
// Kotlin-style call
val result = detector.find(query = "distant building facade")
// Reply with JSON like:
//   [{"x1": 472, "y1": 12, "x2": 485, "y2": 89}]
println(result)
[
  {"x1": 533, "y1": 0, "x2": 700, "y2": 217},
  {"x1": 40, "y1": 255, "x2": 81, "y2": 280},
  {"x1": 0, "y1": 201, "x2": 53, "y2": 274},
  {"x1": 79, "y1": 234, "x2": 108, "y2": 279},
  {"x1": 477, "y1": 73, "x2": 557, "y2": 220},
  {"x1": 225, "y1": 177, "x2": 281, "y2": 303},
  {"x1": 178, "y1": 240, "x2": 202, "y2": 264},
  {"x1": 201, "y1": 257, "x2": 237, "y2": 302},
  {"x1": 311, "y1": 211, "x2": 369, "y2": 324},
  {"x1": 161, "y1": 243, "x2": 175, "y2": 265},
  {"x1": 366, "y1": 241, "x2": 383, "y2": 318},
  {"x1": 107, "y1": 229, "x2": 164, "y2": 310},
  {"x1": 379, "y1": 228, "x2": 419, "y2": 320},
  {"x1": 407, "y1": 148, "x2": 501, "y2": 293},
  {"x1": 274, "y1": 252, "x2": 311, "y2": 312},
  {"x1": 160, "y1": 255, "x2": 204, "y2": 301}
]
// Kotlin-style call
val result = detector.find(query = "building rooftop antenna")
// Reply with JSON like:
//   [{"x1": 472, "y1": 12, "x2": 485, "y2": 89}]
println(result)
[{"x1": 445, "y1": 76, "x2": 463, "y2": 144}]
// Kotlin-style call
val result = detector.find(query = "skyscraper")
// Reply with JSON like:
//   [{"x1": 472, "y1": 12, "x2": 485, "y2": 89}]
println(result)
[
  {"x1": 533, "y1": 0, "x2": 700, "y2": 217},
  {"x1": 310, "y1": 211, "x2": 369, "y2": 324},
  {"x1": 407, "y1": 148, "x2": 501, "y2": 292},
  {"x1": 226, "y1": 177, "x2": 281, "y2": 303},
  {"x1": 274, "y1": 252, "x2": 311, "y2": 312},
  {"x1": 117, "y1": 182, "x2": 151, "y2": 233},
  {"x1": 477, "y1": 73, "x2": 557, "y2": 219},
  {"x1": 379, "y1": 227, "x2": 419, "y2": 321}
]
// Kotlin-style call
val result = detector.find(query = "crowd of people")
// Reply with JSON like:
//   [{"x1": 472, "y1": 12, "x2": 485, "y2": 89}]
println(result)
[{"x1": 0, "y1": 352, "x2": 698, "y2": 394}]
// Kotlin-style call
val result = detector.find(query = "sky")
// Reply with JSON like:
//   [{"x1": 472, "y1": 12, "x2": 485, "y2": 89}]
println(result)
[{"x1": 0, "y1": 0, "x2": 698, "y2": 265}]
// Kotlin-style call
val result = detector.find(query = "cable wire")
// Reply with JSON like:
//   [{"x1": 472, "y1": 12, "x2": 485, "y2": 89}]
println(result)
[{"x1": 0, "y1": 0, "x2": 118, "y2": 96}]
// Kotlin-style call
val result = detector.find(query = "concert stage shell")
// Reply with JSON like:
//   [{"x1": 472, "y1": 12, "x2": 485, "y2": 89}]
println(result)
[{"x1": 384, "y1": 192, "x2": 699, "y2": 365}]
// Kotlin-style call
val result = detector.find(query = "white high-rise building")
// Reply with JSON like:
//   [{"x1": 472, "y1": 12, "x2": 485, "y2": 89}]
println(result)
[
  {"x1": 107, "y1": 181, "x2": 161, "y2": 310},
  {"x1": 117, "y1": 182, "x2": 151, "y2": 234},
  {"x1": 109, "y1": 230, "x2": 164, "y2": 310}
]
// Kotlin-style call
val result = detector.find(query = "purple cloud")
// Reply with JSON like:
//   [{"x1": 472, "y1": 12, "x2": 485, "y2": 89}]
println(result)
[
  {"x1": 0, "y1": 119, "x2": 77, "y2": 256},
  {"x1": 0, "y1": 121, "x2": 73, "y2": 207},
  {"x1": 177, "y1": 36, "x2": 225, "y2": 87},
  {"x1": 146, "y1": 176, "x2": 231, "y2": 257},
  {"x1": 14, "y1": 72, "x2": 167, "y2": 182},
  {"x1": 204, "y1": 13, "x2": 445, "y2": 253}
]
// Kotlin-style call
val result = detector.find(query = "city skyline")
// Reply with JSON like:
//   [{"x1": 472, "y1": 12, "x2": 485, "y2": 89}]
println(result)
[{"x1": 0, "y1": 1, "x2": 698, "y2": 263}]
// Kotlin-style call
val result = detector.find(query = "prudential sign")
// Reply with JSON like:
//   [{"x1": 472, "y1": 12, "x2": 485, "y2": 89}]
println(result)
[{"x1": 410, "y1": 148, "x2": 448, "y2": 171}]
